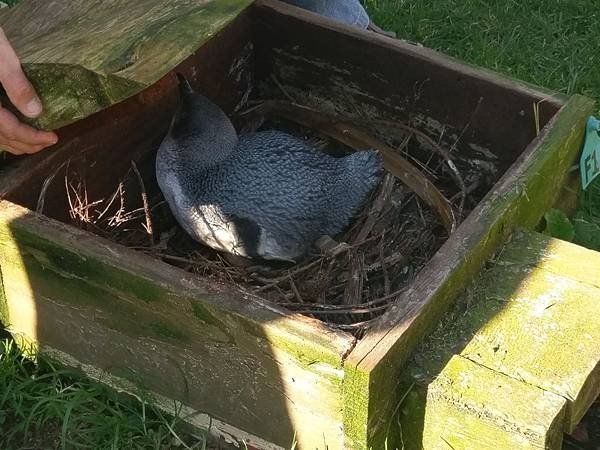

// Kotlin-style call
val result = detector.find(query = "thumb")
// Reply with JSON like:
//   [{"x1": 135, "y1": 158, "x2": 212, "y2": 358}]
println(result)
[{"x1": 0, "y1": 27, "x2": 42, "y2": 118}]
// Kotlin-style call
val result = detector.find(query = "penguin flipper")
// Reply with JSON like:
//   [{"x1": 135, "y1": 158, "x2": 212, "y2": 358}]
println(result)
[
  {"x1": 227, "y1": 214, "x2": 263, "y2": 259},
  {"x1": 227, "y1": 214, "x2": 299, "y2": 263}
]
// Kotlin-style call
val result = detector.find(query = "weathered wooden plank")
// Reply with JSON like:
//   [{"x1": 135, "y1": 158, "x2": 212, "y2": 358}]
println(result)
[
  {"x1": 0, "y1": 0, "x2": 253, "y2": 130},
  {"x1": 499, "y1": 229, "x2": 600, "y2": 291},
  {"x1": 253, "y1": 0, "x2": 564, "y2": 171},
  {"x1": 401, "y1": 355, "x2": 567, "y2": 450},
  {"x1": 459, "y1": 237, "x2": 600, "y2": 431},
  {"x1": 400, "y1": 229, "x2": 600, "y2": 447},
  {"x1": 344, "y1": 94, "x2": 595, "y2": 448},
  {"x1": 39, "y1": 347, "x2": 286, "y2": 450},
  {"x1": 0, "y1": 200, "x2": 354, "y2": 449}
]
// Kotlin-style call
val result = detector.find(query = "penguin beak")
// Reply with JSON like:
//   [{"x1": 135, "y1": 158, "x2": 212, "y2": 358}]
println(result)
[{"x1": 168, "y1": 73, "x2": 193, "y2": 135}]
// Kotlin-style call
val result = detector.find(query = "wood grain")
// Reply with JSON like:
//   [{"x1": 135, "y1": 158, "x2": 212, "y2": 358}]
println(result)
[
  {"x1": 0, "y1": 0, "x2": 253, "y2": 130},
  {"x1": 0, "y1": 200, "x2": 354, "y2": 449}
]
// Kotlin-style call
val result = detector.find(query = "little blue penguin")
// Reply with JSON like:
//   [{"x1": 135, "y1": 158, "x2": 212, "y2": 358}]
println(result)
[
  {"x1": 156, "y1": 75, "x2": 383, "y2": 262},
  {"x1": 280, "y1": 0, "x2": 370, "y2": 29}
]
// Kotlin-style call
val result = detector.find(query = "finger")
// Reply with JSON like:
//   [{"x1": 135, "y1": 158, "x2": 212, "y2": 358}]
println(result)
[
  {"x1": 1, "y1": 139, "x2": 46, "y2": 155},
  {"x1": 0, "y1": 27, "x2": 42, "y2": 118},
  {"x1": 0, "y1": 108, "x2": 58, "y2": 146},
  {"x1": 0, "y1": 142, "x2": 25, "y2": 155},
  {"x1": 8, "y1": 138, "x2": 47, "y2": 153}
]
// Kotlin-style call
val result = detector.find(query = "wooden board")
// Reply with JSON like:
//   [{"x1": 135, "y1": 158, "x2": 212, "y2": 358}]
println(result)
[
  {"x1": 253, "y1": 0, "x2": 564, "y2": 174},
  {"x1": 0, "y1": 200, "x2": 354, "y2": 449},
  {"x1": 397, "y1": 229, "x2": 600, "y2": 448},
  {"x1": 343, "y1": 94, "x2": 595, "y2": 448},
  {"x1": 0, "y1": 0, "x2": 253, "y2": 130},
  {"x1": 403, "y1": 355, "x2": 567, "y2": 450},
  {"x1": 492, "y1": 231, "x2": 600, "y2": 430}
]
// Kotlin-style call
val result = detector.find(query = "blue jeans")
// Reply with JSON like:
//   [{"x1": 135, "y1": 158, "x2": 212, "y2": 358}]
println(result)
[{"x1": 281, "y1": 0, "x2": 370, "y2": 29}]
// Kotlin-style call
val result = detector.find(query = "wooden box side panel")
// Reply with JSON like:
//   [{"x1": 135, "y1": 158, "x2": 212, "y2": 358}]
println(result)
[
  {"x1": 0, "y1": 201, "x2": 353, "y2": 449},
  {"x1": 345, "y1": 95, "x2": 595, "y2": 448},
  {"x1": 252, "y1": 0, "x2": 562, "y2": 173}
]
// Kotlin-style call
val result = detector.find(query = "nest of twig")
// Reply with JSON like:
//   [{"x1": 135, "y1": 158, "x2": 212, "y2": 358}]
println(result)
[{"x1": 48, "y1": 99, "x2": 498, "y2": 336}]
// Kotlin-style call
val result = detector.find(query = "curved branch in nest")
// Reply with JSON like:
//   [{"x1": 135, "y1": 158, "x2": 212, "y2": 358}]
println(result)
[
  {"x1": 364, "y1": 118, "x2": 468, "y2": 218},
  {"x1": 241, "y1": 101, "x2": 457, "y2": 233}
]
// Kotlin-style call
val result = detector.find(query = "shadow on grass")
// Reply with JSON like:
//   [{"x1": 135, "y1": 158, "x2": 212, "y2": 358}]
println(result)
[{"x1": 0, "y1": 334, "x2": 213, "y2": 449}]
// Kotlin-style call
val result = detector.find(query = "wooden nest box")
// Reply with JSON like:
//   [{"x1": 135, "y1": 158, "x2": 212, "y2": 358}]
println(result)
[{"x1": 0, "y1": 1, "x2": 596, "y2": 449}]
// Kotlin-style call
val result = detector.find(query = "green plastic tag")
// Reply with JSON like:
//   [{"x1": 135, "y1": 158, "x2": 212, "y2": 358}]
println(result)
[{"x1": 581, "y1": 116, "x2": 600, "y2": 190}]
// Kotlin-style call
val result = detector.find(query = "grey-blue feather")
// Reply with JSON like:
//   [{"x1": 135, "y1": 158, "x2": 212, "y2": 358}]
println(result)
[
  {"x1": 280, "y1": 0, "x2": 370, "y2": 29},
  {"x1": 156, "y1": 76, "x2": 383, "y2": 262}
]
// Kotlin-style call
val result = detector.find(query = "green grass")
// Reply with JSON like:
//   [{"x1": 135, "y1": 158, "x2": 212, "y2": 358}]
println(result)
[
  {"x1": 364, "y1": 0, "x2": 600, "y2": 100},
  {"x1": 0, "y1": 337, "x2": 208, "y2": 450}
]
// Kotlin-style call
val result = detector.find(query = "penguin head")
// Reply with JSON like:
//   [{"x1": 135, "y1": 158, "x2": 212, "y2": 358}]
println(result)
[{"x1": 169, "y1": 74, "x2": 237, "y2": 143}]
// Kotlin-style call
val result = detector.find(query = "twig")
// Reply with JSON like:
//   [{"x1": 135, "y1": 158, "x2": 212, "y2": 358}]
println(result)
[
  {"x1": 365, "y1": 116, "x2": 468, "y2": 220},
  {"x1": 343, "y1": 250, "x2": 364, "y2": 306},
  {"x1": 131, "y1": 161, "x2": 154, "y2": 245},
  {"x1": 158, "y1": 254, "x2": 199, "y2": 265},
  {"x1": 446, "y1": 97, "x2": 483, "y2": 218},
  {"x1": 354, "y1": 173, "x2": 395, "y2": 243},
  {"x1": 331, "y1": 252, "x2": 406, "y2": 284},
  {"x1": 416, "y1": 198, "x2": 427, "y2": 227},
  {"x1": 252, "y1": 257, "x2": 324, "y2": 292},
  {"x1": 288, "y1": 275, "x2": 304, "y2": 303},
  {"x1": 449, "y1": 180, "x2": 480, "y2": 203},
  {"x1": 96, "y1": 182, "x2": 123, "y2": 222},
  {"x1": 65, "y1": 175, "x2": 75, "y2": 219},
  {"x1": 379, "y1": 246, "x2": 391, "y2": 297},
  {"x1": 270, "y1": 74, "x2": 296, "y2": 103},
  {"x1": 326, "y1": 318, "x2": 379, "y2": 331},
  {"x1": 289, "y1": 303, "x2": 389, "y2": 316},
  {"x1": 315, "y1": 235, "x2": 351, "y2": 257},
  {"x1": 449, "y1": 96, "x2": 483, "y2": 155},
  {"x1": 216, "y1": 253, "x2": 237, "y2": 284},
  {"x1": 273, "y1": 283, "x2": 294, "y2": 302},
  {"x1": 107, "y1": 183, "x2": 127, "y2": 228},
  {"x1": 280, "y1": 294, "x2": 392, "y2": 310},
  {"x1": 36, "y1": 160, "x2": 69, "y2": 214}
]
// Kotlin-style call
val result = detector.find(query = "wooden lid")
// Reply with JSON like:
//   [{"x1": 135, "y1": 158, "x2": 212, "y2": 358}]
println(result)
[{"x1": 0, "y1": 0, "x2": 253, "y2": 130}]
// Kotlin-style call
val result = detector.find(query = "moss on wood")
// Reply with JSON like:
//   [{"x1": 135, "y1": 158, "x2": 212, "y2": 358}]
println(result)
[
  {"x1": 396, "y1": 229, "x2": 600, "y2": 448},
  {"x1": 344, "y1": 94, "x2": 595, "y2": 449},
  {"x1": 500, "y1": 230, "x2": 600, "y2": 290},
  {"x1": 342, "y1": 365, "x2": 372, "y2": 449},
  {"x1": 0, "y1": 200, "x2": 353, "y2": 448},
  {"x1": 0, "y1": 222, "x2": 170, "y2": 304},
  {"x1": 0, "y1": 0, "x2": 253, "y2": 130},
  {"x1": 414, "y1": 355, "x2": 566, "y2": 450},
  {"x1": 24, "y1": 64, "x2": 144, "y2": 130}
]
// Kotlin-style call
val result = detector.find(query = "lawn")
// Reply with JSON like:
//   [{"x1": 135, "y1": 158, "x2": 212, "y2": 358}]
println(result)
[
  {"x1": 0, "y1": 330, "x2": 209, "y2": 449},
  {"x1": 365, "y1": 0, "x2": 600, "y2": 100},
  {"x1": 2, "y1": 1, "x2": 600, "y2": 449}
]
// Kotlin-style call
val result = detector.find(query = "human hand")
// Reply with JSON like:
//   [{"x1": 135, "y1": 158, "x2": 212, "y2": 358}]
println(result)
[{"x1": 0, "y1": 27, "x2": 57, "y2": 155}]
